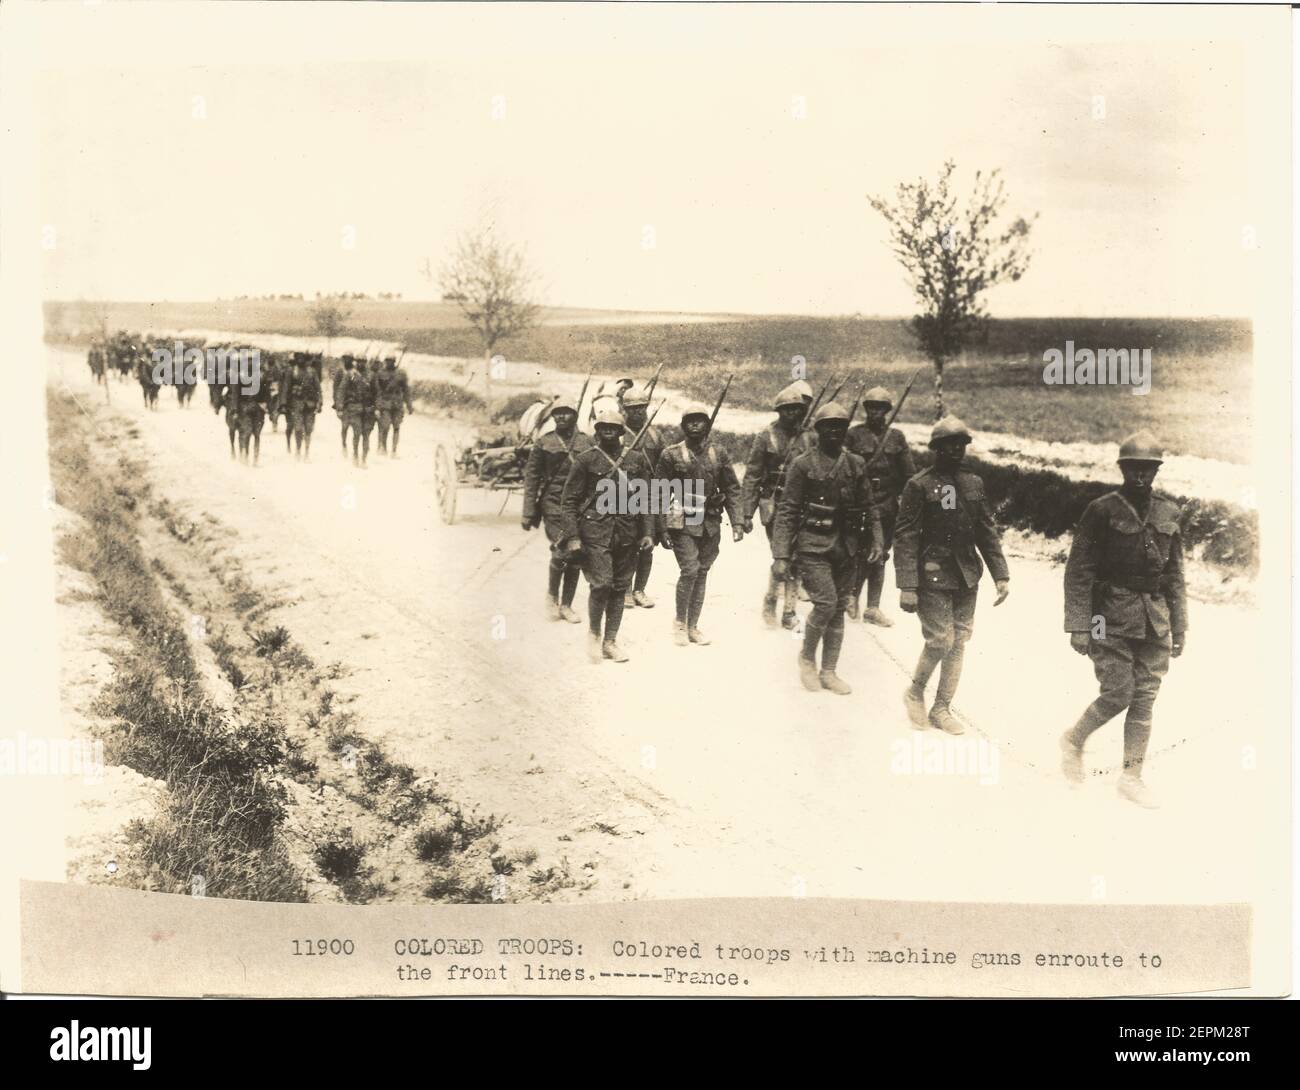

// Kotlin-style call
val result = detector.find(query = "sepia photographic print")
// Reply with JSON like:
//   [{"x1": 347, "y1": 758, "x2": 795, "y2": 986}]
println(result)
[{"x1": 0, "y1": 0, "x2": 1293, "y2": 1010}]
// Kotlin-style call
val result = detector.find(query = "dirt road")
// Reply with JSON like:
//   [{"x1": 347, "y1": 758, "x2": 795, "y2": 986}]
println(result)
[{"x1": 48, "y1": 348, "x2": 1281, "y2": 928}]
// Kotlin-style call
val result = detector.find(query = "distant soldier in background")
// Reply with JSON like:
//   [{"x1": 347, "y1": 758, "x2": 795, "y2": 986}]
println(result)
[
  {"x1": 264, "y1": 354, "x2": 284, "y2": 433},
  {"x1": 1060, "y1": 432, "x2": 1186, "y2": 809},
  {"x1": 655, "y1": 409, "x2": 743, "y2": 646},
  {"x1": 342, "y1": 358, "x2": 378, "y2": 467},
  {"x1": 622, "y1": 385, "x2": 666, "y2": 609},
  {"x1": 846, "y1": 386, "x2": 915, "y2": 625},
  {"x1": 741, "y1": 381, "x2": 815, "y2": 628},
  {"x1": 894, "y1": 416, "x2": 1010, "y2": 734},
  {"x1": 279, "y1": 353, "x2": 323, "y2": 461},
  {"x1": 560, "y1": 406, "x2": 655, "y2": 664},
  {"x1": 217, "y1": 379, "x2": 245, "y2": 459},
  {"x1": 333, "y1": 354, "x2": 356, "y2": 456},
  {"x1": 375, "y1": 353, "x2": 415, "y2": 456},
  {"x1": 772, "y1": 402, "x2": 882, "y2": 694},
  {"x1": 87, "y1": 341, "x2": 106, "y2": 385},
  {"x1": 135, "y1": 344, "x2": 160, "y2": 410},
  {"x1": 237, "y1": 371, "x2": 272, "y2": 466},
  {"x1": 587, "y1": 377, "x2": 634, "y2": 427},
  {"x1": 522, "y1": 395, "x2": 595, "y2": 622}
]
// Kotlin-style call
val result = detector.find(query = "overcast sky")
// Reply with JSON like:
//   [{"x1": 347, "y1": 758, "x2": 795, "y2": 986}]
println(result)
[{"x1": 34, "y1": 3, "x2": 1277, "y2": 317}]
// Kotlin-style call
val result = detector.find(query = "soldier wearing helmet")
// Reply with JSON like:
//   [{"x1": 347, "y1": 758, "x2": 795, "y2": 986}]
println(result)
[
  {"x1": 278, "y1": 352, "x2": 324, "y2": 462},
  {"x1": 771, "y1": 402, "x2": 884, "y2": 695},
  {"x1": 846, "y1": 386, "x2": 916, "y2": 626},
  {"x1": 522, "y1": 392, "x2": 595, "y2": 623},
  {"x1": 375, "y1": 352, "x2": 415, "y2": 456},
  {"x1": 1059, "y1": 431, "x2": 1186, "y2": 809},
  {"x1": 741, "y1": 381, "x2": 819, "y2": 628},
  {"x1": 622, "y1": 385, "x2": 666, "y2": 609},
  {"x1": 341, "y1": 356, "x2": 378, "y2": 467},
  {"x1": 333, "y1": 354, "x2": 356, "y2": 455},
  {"x1": 894, "y1": 415, "x2": 1010, "y2": 735},
  {"x1": 653, "y1": 408, "x2": 743, "y2": 647},
  {"x1": 560, "y1": 404, "x2": 655, "y2": 663}
]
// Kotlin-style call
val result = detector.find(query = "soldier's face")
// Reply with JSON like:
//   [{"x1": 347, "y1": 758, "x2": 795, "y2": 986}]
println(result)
[
  {"x1": 816, "y1": 421, "x2": 847, "y2": 454},
  {"x1": 864, "y1": 406, "x2": 889, "y2": 430},
  {"x1": 624, "y1": 406, "x2": 646, "y2": 429},
  {"x1": 933, "y1": 438, "x2": 968, "y2": 470},
  {"x1": 595, "y1": 424, "x2": 623, "y2": 451},
  {"x1": 682, "y1": 417, "x2": 709, "y2": 442},
  {"x1": 551, "y1": 409, "x2": 576, "y2": 435},
  {"x1": 776, "y1": 405, "x2": 803, "y2": 429},
  {"x1": 1120, "y1": 461, "x2": 1160, "y2": 494}
]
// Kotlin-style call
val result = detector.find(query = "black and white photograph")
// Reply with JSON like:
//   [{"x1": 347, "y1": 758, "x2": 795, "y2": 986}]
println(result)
[{"x1": 0, "y1": 0, "x2": 1292, "y2": 1010}]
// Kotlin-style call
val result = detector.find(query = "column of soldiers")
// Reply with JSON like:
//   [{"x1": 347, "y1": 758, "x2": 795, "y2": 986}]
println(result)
[{"x1": 524, "y1": 372, "x2": 1184, "y2": 808}]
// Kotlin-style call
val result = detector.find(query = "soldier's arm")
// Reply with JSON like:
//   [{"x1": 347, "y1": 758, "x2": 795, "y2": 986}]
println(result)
[
  {"x1": 1162, "y1": 523, "x2": 1188, "y2": 637},
  {"x1": 970, "y1": 482, "x2": 1011, "y2": 583},
  {"x1": 892, "y1": 478, "x2": 923, "y2": 590},
  {"x1": 720, "y1": 458, "x2": 743, "y2": 528},
  {"x1": 771, "y1": 460, "x2": 806, "y2": 560},
  {"x1": 895, "y1": 435, "x2": 917, "y2": 496},
  {"x1": 559, "y1": 455, "x2": 587, "y2": 543},
  {"x1": 1063, "y1": 502, "x2": 1105, "y2": 632},
  {"x1": 860, "y1": 465, "x2": 883, "y2": 553},
  {"x1": 400, "y1": 370, "x2": 413, "y2": 412},
  {"x1": 314, "y1": 376, "x2": 323, "y2": 413},
  {"x1": 739, "y1": 432, "x2": 767, "y2": 521},
  {"x1": 521, "y1": 443, "x2": 547, "y2": 522},
  {"x1": 635, "y1": 453, "x2": 655, "y2": 541},
  {"x1": 651, "y1": 448, "x2": 675, "y2": 541}
]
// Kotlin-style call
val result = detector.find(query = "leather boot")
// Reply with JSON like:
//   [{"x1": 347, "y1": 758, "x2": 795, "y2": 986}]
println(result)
[
  {"x1": 1059, "y1": 733, "x2": 1085, "y2": 785},
  {"x1": 633, "y1": 590, "x2": 654, "y2": 608},
  {"x1": 819, "y1": 671, "x2": 852, "y2": 695},
  {"x1": 587, "y1": 632, "x2": 603, "y2": 664},
  {"x1": 546, "y1": 595, "x2": 562, "y2": 621},
  {"x1": 862, "y1": 607, "x2": 894, "y2": 627},
  {"x1": 798, "y1": 652, "x2": 821, "y2": 692},
  {"x1": 1118, "y1": 775, "x2": 1159, "y2": 809},
  {"x1": 929, "y1": 704, "x2": 965, "y2": 735},
  {"x1": 672, "y1": 620, "x2": 689, "y2": 647},
  {"x1": 602, "y1": 639, "x2": 629, "y2": 663}
]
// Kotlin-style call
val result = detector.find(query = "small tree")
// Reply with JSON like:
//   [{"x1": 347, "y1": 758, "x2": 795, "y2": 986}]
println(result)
[
  {"x1": 437, "y1": 225, "x2": 541, "y2": 401},
  {"x1": 869, "y1": 160, "x2": 1036, "y2": 419},
  {"x1": 309, "y1": 295, "x2": 353, "y2": 361}
]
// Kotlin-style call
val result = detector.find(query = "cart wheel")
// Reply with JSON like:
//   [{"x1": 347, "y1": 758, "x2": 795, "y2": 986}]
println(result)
[{"x1": 434, "y1": 444, "x2": 458, "y2": 524}]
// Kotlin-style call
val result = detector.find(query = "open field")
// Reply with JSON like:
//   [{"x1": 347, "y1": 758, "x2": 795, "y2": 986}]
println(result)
[{"x1": 46, "y1": 301, "x2": 1252, "y2": 462}]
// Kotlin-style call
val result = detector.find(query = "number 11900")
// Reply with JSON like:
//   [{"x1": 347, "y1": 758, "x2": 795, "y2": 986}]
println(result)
[{"x1": 291, "y1": 939, "x2": 355, "y2": 956}]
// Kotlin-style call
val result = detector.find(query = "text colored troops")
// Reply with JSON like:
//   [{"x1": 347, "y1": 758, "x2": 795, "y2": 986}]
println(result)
[
  {"x1": 846, "y1": 386, "x2": 915, "y2": 626},
  {"x1": 654, "y1": 409, "x2": 743, "y2": 647},
  {"x1": 375, "y1": 353, "x2": 415, "y2": 456},
  {"x1": 1060, "y1": 432, "x2": 1186, "y2": 809},
  {"x1": 521, "y1": 395, "x2": 594, "y2": 623},
  {"x1": 622, "y1": 386, "x2": 666, "y2": 609},
  {"x1": 771, "y1": 402, "x2": 884, "y2": 695},
  {"x1": 278, "y1": 352, "x2": 323, "y2": 461},
  {"x1": 559, "y1": 406, "x2": 655, "y2": 664},
  {"x1": 894, "y1": 416, "x2": 1009, "y2": 734},
  {"x1": 741, "y1": 381, "x2": 815, "y2": 629}
]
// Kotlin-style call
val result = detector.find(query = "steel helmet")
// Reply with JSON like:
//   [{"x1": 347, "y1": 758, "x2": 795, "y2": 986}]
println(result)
[
  {"x1": 773, "y1": 383, "x2": 806, "y2": 410},
  {"x1": 790, "y1": 379, "x2": 814, "y2": 401},
  {"x1": 929, "y1": 415, "x2": 973, "y2": 447},
  {"x1": 1118, "y1": 431, "x2": 1164, "y2": 464},
  {"x1": 681, "y1": 408, "x2": 710, "y2": 424},
  {"x1": 862, "y1": 386, "x2": 893, "y2": 407},
  {"x1": 593, "y1": 406, "x2": 625, "y2": 428},
  {"x1": 549, "y1": 395, "x2": 579, "y2": 415},
  {"x1": 622, "y1": 386, "x2": 651, "y2": 408},
  {"x1": 812, "y1": 401, "x2": 851, "y2": 426}
]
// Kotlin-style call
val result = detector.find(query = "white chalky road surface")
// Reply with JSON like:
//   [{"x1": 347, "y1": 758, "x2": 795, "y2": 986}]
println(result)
[{"x1": 49, "y1": 347, "x2": 1282, "y2": 954}]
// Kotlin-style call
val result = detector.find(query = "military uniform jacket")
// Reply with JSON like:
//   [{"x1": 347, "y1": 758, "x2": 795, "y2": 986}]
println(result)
[
  {"x1": 331, "y1": 366, "x2": 350, "y2": 410},
  {"x1": 522, "y1": 431, "x2": 595, "y2": 523},
  {"x1": 894, "y1": 468, "x2": 1009, "y2": 591},
  {"x1": 375, "y1": 367, "x2": 414, "y2": 411},
  {"x1": 652, "y1": 441, "x2": 741, "y2": 539},
  {"x1": 342, "y1": 369, "x2": 377, "y2": 411},
  {"x1": 1063, "y1": 491, "x2": 1187, "y2": 640},
  {"x1": 771, "y1": 448, "x2": 881, "y2": 560},
  {"x1": 846, "y1": 425, "x2": 915, "y2": 507},
  {"x1": 624, "y1": 423, "x2": 666, "y2": 478},
  {"x1": 559, "y1": 445, "x2": 654, "y2": 547},
  {"x1": 740, "y1": 423, "x2": 812, "y2": 522},
  {"x1": 279, "y1": 369, "x2": 323, "y2": 413}
]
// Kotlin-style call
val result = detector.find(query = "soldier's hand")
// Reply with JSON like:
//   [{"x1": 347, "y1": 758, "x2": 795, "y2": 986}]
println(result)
[
  {"x1": 866, "y1": 543, "x2": 884, "y2": 566},
  {"x1": 1171, "y1": 633, "x2": 1185, "y2": 658},
  {"x1": 1070, "y1": 632, "x2": 1091, "y2": 656},
  {"x1": 899, "y1": 589, "x2": 918, "y2": 613},
  {"x1": 520, "y1": 517, "x2": 534, "y2": 532},
  {"x1": 564, "y1": 538, "x2": 582, "y2": 554},
  {"x1": 638, "y1": 535, "x2": 654, "y2": 552},
  {"x1": 772, "y1": 558, "x2": 790, "y2": 579},
  {"x1": 993, "y1": 579, "x2": 1010, "y2": 606},
  {"x1": 732, "y1": 527, "x2": 744, "y2": 543},
  {"x1": 742, "y1": 519, "x2": 754, "y2": 535}
]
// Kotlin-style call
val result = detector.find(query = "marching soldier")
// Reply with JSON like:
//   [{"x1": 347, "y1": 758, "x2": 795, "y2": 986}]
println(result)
[
  {"x1": 559, "y1": 406, "x2": 655, "y2": 664},
  {"x1": 622, "y1": 385, "x2": 666, "y2": 609},
  {"x1": 342, "y1": 358, "x2": 377, "y2": 467},
  {"x1": 279, "y1": 353, "x2": 324, "y2": 461},
  {"x1": 741, "y1": 382, "x2": 816, "y2": 628},
  {"x1": 522, "y1": 395, "x2": 595, "y2": 623},
  {"x1": 217, "y1": 378, "x2": 244, "y2": 460},
  {"x1": 894, "y1": 416, "x2": 1009, "y2": 734},
  {"x1": 264, "y1": 354, "x2": 284, "y2": 433},
  {"x1": 333, "y1": 354, "x2": 356, "y2": 455},
  {"x1": 846, "y1": 386, "x2": 916, "y2": 625},
  {"x1": 654, "y1": 409, "x2": 743, "y2": 646},
  {"x1": 771, "y1": 403, "x2": 883, "y2": 695},
  {"x1": 237, "y1": 372, "x2": 272, "y2": 465},
  {"x1": 1059, "y1": 432, "x2": 1186, "y2": 809},
  {"x1": 375, "y1": 354, "x2": 415, "y2": 456}
]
